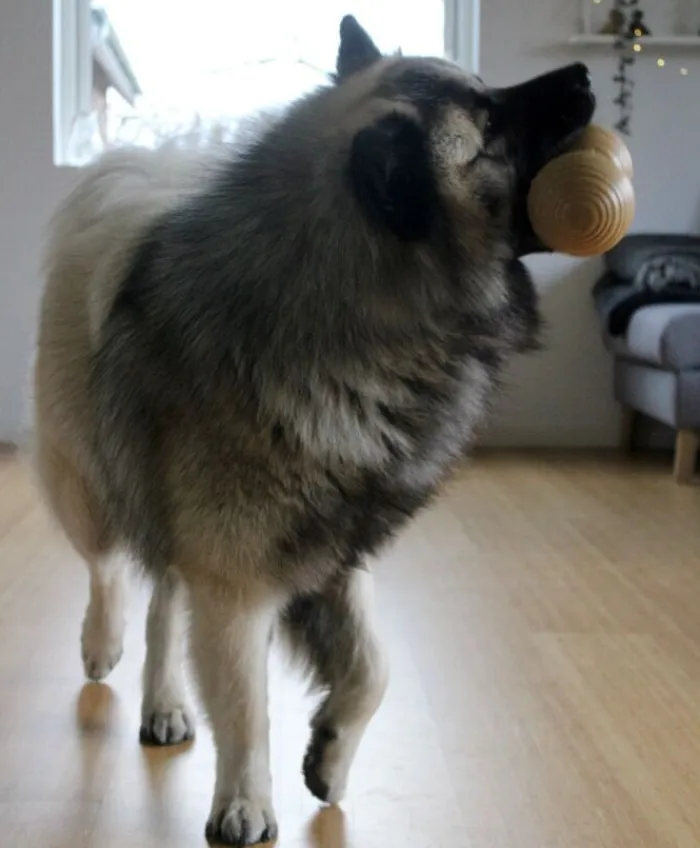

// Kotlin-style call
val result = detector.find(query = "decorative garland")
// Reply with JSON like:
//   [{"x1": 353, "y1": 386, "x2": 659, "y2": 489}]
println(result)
[{"x1": 612, "y1": 0, "x2": 639, "y2": 135}]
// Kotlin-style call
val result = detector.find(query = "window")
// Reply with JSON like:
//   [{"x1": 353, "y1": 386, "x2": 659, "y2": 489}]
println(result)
[{"x1": 53, "y1": 0, "x2": 480, "y2": 166}]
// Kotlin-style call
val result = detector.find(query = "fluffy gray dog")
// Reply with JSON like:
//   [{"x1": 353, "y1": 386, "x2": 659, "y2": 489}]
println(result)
[{"x1": 32, "y1": 15, "x2": 595, "y2": 846}]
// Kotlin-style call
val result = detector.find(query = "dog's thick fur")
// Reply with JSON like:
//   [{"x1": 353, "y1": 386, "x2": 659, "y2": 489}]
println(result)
[{"x1": 32, "y1": 17, "x2": 595, "y2": 846}]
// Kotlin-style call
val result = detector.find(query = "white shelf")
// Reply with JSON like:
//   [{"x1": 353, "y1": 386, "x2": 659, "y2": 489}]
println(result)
[{"x1": 569, "y1": 34, "x2": 700, "y2": 47}]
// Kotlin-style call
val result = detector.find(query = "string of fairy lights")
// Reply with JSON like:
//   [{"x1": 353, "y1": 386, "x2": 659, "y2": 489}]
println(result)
[
  {"x1": 628, "y1": 38, "x2": 691, "y2": 78},
  {"x1": 588, "y1": 0, "x2": 694, "y2": 134},
  {"x1": 592, "y1": 0, "x2": 693, "y2": 77}
]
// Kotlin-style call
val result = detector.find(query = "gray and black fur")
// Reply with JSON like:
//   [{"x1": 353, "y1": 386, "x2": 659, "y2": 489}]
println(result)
[{"x1": 33, "y1": 16, "x2": 596, "y2": 846}]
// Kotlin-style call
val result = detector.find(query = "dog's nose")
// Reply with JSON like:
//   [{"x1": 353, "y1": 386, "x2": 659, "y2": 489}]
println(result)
[{"x1": 561, "y1": 62, "x2": 592, "y2": 90}]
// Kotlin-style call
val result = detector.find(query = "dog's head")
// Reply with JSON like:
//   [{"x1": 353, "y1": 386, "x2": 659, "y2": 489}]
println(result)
[{"x1": 333, "y1": 16, "x2": 596, "y2": 256}]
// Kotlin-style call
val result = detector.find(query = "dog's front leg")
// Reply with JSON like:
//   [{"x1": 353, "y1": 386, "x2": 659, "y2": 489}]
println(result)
[
  {"x1": 187, "y1": 579, "x2": 280, "y2": 847},
  {"x1": 282, "y1": 567, "x2": 389, "y2": 805},
  {"x1": 140, "y1": 569, "x2": 195, "y2": 745}
]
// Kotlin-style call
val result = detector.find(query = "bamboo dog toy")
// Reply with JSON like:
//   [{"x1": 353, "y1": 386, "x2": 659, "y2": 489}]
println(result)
[{"x1": 527, "y1": 124, "x2": 635, "y2": 257}]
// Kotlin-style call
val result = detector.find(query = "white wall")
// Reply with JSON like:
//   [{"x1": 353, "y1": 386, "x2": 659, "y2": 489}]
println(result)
[
  {"x1": 0, "y1": 2, "x2": 77, "y2": 441},
  {"x1": 1, "y1": 1, "x2": 699, "y2": 445}
]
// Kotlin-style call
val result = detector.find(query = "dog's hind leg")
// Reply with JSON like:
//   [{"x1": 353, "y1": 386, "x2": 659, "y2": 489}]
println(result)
[
  {"x1": 281, "y1": 567, "x2": 389, "y2": 804},
  {"x1": 140, "y1": 569, "x2": 195, "y2": 745},
  {"x1": 34, "y1": 436, "x2": 126, "y2": 681},
  {"x1": 81, "y1": 552, "x2": 127, "y2": 681},
  {"x1": 186, "y1": 578, "x2": 280, "y2": 847}
]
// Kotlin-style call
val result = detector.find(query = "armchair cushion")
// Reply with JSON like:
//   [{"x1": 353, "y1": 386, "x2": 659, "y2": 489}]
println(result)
[{"x1": 617, "y1": 304, "x2": 700, "y2": 370}]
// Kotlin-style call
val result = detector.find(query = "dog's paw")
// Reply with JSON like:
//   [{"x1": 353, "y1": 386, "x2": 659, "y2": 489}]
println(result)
[
  {"x1": 303, "y1": 725, "x2": 349, "y2": 805},
  {"x1": 81, "y1": 604, "x2": 124, "y2": 681},
  {"x1": 205, "y1": 798, "x2": 277, "y2": 846},
  {"x1": 139, "y1": 703, "x2": 195, "y2": 746},
  {"x1": 140, "y1": 684, "x2": 195, "y2": 745}
]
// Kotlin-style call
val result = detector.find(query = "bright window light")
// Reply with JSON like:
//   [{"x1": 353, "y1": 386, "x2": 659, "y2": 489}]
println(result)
[{"x1": 96, "y1": 1, "x2": 446, "y2": 117}]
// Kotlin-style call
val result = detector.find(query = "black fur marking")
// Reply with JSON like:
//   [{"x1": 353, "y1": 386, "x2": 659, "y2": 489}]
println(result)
[
  {"x1": 205, "y1": 812, "x2": 226, "y2": 845},
  {"x1": 270, "y1": 421, "x2": 286, "y2": 446},
  {"x1": 381, "y1": 432, "x2": 406, "y2": 461},
  {"x1": 399, "y1": 375, "x2": 449, "y2": 404},
  {"x1": 345, "y1": 386, "x2": 367, "y2": 422},
  {"x1": 376, "y1": 401, "x2": 420, "y2": 439},
  {"x1": 110, "y1": 233, "x2": 161, "y2": 316},
  {"x1": 91, "y1": 230, "x2": 182, "y2": 573},
  {"x1": 90, "y1": 326, "x2": 171, "y2": 571},
  {"x1": 348, "y1": 113, "x2": 438, "y2": 242},
  {"x1": 479, "y1": 185, "x2": 506, "y2": 221},
  {"x1": 338, "y1": 473, "x2": 434, "y2": 565},
  {"x1": 302, "y1": 725, "x2": 337, "y2": 802},
  {"x1": 278, "y1": 504, "x2": 336, "y2": 562},
  {"x1": 261, "y1": 824, "x2": 277, "y2": 844},
  {"x1": 282, "y1": 579, "x2": 368, "y2": 802},
  {"x1": 278, "y1": 472, "x2": 433, "y2": 570},
  {"x1": 283, "y1": 589, "x2": 348, "y2": 684}
]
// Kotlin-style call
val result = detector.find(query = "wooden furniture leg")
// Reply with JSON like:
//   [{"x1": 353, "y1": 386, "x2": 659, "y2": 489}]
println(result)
[{"x1": 673, "y1": 429, "x2": 699, "y2": 484}]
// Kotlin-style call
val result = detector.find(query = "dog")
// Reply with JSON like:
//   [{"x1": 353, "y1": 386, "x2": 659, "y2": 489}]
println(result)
[{"x1": 32, "y1": 15, "x2": 596, "y2": 846}]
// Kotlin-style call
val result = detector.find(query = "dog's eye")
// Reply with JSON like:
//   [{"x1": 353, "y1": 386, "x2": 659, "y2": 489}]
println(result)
[
  {"x1": 478, "y1": 113, "x2": 499, "y2": 154},
  {"x1": 473, "y1": 119, "x2": 509, "y2": 165},
  {"x1": 481, "y1": 105, "x2": 503, "y2": 142}
]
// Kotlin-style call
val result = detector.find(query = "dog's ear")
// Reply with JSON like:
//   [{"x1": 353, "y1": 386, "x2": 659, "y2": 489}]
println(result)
[
  {"x1": 348, "y1": 112, "x2": 437, "y2": 242},
  {"x1": 336, "y1": 15, "x2": 382, "y2": 81}
]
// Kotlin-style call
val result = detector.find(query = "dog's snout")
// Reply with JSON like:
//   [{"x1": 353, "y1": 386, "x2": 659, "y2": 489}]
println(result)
[
  {"x1": 493, "y1": 61, "x2": 596, "y2": 147},
  {"x1": 498, "y1": 62, "x2": 593, "y2": 106},
  {"x1": 559, "y1": 62, "x2": 592, "y2": 90}
]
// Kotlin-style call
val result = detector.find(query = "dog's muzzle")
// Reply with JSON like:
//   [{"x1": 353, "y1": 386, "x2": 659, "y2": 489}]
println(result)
[{"x1": 494, "y1": 63, "x2": 597, "y2": 256}]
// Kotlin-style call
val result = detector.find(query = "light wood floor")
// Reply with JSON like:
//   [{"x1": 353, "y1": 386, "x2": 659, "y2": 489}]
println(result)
[{"x1": 2, "y1": 449, "x2": 700, "y2": 847}]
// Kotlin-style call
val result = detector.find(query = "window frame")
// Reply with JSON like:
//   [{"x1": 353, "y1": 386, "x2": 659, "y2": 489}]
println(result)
[
  {"x1": 446, "y1": 0, "x2": 481, "y2": 75},
  {"x1": 53, "y1": 0, "x2": 92, "y2": 165}
]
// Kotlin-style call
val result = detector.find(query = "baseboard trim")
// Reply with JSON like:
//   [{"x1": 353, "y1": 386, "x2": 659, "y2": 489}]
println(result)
[{"x1": 479, "y1": 426, "x2": 618, "y2": 449}]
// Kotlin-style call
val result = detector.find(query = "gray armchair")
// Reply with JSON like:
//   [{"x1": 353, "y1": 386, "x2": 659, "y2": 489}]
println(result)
[{"x1": 594, "y1": 234, "x2": 700, "y2": 483}]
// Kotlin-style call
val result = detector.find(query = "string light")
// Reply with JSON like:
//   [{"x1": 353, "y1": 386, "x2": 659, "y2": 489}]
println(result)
[
  {"x1": 612, "y1": 0, "x2": 641, "y2": 136},
  {"x1": 657, "y1": 57, "x2": 665, "y2": 67},
  {"x1": 681, "y1": 67, "x2": 689, "y2": 75}
]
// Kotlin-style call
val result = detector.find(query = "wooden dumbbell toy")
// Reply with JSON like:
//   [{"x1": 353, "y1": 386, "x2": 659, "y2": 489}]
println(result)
[{"x1": 527, "y1": 124, "x2": 635, "y2": 257}]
